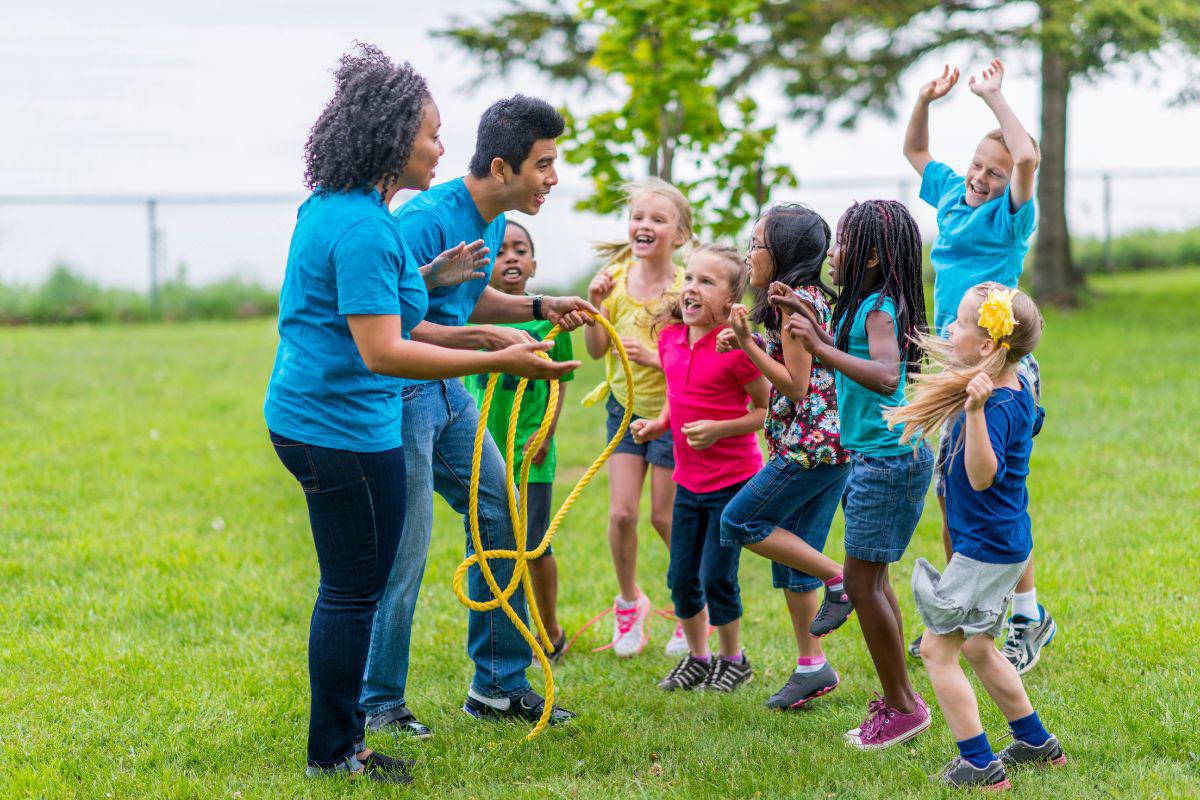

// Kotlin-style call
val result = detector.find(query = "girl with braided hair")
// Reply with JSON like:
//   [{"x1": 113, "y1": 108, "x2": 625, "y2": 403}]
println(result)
[{"x1": 779, "y1": 199, "x2": 934, "y2": 750}]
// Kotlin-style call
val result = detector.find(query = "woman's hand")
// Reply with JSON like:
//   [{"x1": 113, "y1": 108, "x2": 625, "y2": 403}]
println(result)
[
  {"x1": 545, "y1": 295, "x2": 598, "y2": 331},
  {"x1": 588, "y1": 268, "x2": 616, "y2": 305},
  {"x1": 964, "y1": 372, "x2": 994, "y2": 412},
  {"x1": 681, "y1": 419, "x2": 721, "y2": 451},
  {"x1": 729, "y1": 303, "x2": 752, "y2": 341},
  {"x1": 496, "y1": 341, "x2": 580, "y2": 380},
  {"x1": 619, "y1": 337, "x2": 659, "y2": 368},
  {"x1": 919, "y1": 64, "x2": 960, "y2": 104},
  {"x1": 969, "y1": 59, "x2": 1004, "y2": 98},
  {"x1": 477, "y1": 325, "x2": 536, "y2": 351},
  {"x1": 422, "y1": 240, "x2": 489, "y2": 289},
  {"x1": 630, "y1": 417, "x2": 667, "y2": 444},
  {"x1": 715, "y1": 328, "x2": 740, "y2": 353}
]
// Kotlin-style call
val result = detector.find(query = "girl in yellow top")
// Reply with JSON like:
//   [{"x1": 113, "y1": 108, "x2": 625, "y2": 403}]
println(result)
[{"x1": 583, "y1": 177, "x2": 692, "y2": 658}]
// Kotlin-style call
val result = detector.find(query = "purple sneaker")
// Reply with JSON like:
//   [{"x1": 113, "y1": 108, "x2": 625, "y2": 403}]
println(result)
[{"x1": 844, "y1": 693, "x2": 931, "y2": 750}]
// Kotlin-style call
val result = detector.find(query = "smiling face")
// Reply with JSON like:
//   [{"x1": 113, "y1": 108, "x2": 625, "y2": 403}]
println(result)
[
  {"x1": 963, "y1": 136, "x2": 1014, "y2": 208},
  {"x1": 746, "y1": 218, "x2": 775, "y2": 288},
  {"x1": 826, "y1": 216, "x2": 846, "y2": 287},
  {"x1": 491, "y1": 223, "x2": 536, "y2": 295},
  {"x1": 628, "y1": 193, "x2": 685, "y2": 260},
  {"x1": 503, "y1": 138, "x2": 559, "y2": 215},
  {"x1": 680, "y1": 251, "x2": 738, "y2": 328},
  {"x1": 947, "y1": 292, "x2": 995, "y2": 364},
  {"x1": 399, "y1": 100, "x2": 444, "y2": 191}
]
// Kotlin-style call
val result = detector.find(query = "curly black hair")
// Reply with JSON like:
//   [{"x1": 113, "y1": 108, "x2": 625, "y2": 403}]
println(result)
[{"x1": 304, "y1": 43, "x2": 431, "y2": 194}]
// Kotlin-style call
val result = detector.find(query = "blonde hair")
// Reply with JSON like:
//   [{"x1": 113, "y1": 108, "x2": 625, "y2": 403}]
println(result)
[
  {"x1": 594, "y1": 177, "x2": 694, "y2": 265},
  {"x1": 884, "y1": 282, "x2": 1043, "y2": 451},
  {"x1": 984, "y1": 128, "x2": 1042, "y2": 165},
  {"x1": 650, "y1": 244, "x2": 744, "y2": 335}
]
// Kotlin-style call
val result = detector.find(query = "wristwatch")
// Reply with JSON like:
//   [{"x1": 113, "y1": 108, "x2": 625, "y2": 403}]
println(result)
[{"x1": 531, "y1": 294, "x2": 545, "y2": 321}]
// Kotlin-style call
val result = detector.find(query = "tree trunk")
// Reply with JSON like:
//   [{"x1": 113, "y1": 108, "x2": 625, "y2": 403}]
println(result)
[{"x1": 1033, "y1": 35, "x2": 1083, "y2": 305}]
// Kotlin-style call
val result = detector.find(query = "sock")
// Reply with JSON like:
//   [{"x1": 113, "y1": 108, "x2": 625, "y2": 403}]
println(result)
[
  {"x1": 1012, "y1": 589, "x2": 1039, "y2": 621},
  {"x1": 1009, "y1": 711, "x2": 1051, "y2": 747},
  {"x1": 823, "y1": 574, "x2": 844, "y2": 593},
  {"x1": 615, "y1": 594, "x2": 638, "y2": 610},
  {"x1": 955, "y1": 732, "x2": 996, "y2": 769},
  {"x1": 721, "y1": 650, "x2": 745, "y2": 665},
  {"x1": 467, "y1": 688, "x2": 511, "y2": 710},
  {"x1": 691, "y1": 652, "x2": 712, "y2": 663},
  {"x1": 795, "y1": 655, "x2": 827, "y2": 674}
]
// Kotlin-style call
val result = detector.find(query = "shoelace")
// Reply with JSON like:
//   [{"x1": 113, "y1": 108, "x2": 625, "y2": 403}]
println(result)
[
  {"x1": 1001, "y1": 628, "x2": 1023, "y2": 660},
  {"x1": 860, "y1": 695, "x2": 892, "y2": 740},
  {"x1": 568, "y1": 602, "x2": 678, "y2": 653},
  {"x1": 614, "y1": 605, "x2": 638, "y2": 635}
]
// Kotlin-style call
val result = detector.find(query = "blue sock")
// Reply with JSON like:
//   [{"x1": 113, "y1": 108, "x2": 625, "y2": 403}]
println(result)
[
  {"x1": 955, "y1": 732, "x2": 996, "y2": 769},
  {"x1": 1009, "y1": 711, "x2": 1051, "y2": 746}
]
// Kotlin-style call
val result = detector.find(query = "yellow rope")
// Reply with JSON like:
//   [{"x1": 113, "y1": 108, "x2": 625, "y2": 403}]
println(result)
[{"x1": 453, "y1": 312, "x2": 634, "y2": 740}]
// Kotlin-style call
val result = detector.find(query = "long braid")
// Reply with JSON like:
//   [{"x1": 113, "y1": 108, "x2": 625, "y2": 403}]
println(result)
[{"x1": 829, "y1": 200, "x2": 928, "y2": 374}]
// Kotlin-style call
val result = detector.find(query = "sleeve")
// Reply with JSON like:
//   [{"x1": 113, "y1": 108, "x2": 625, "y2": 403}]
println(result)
[
  {"x1": 733, "y1": 349, "x2": 762, "y2": 388},
  {"x1": 1001, "y1": 187, "x2": 1038, "y2": 242},
  {"x1": 333, "y1": 219, "x2": 402, "y2": 316},
  {"x1": 918, "y1": 161, "x2": 960, "y2": 209},
  {"x1": 553, "y1": 329, "x2": 575, "y2": 383},
  {"x1": 982, "y1": 400, "x2": 1014, "y2": 485}
]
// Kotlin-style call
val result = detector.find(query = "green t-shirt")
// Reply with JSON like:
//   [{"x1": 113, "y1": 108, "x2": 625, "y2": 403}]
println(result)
[{"x1": 466, "y1": 318, "x2": 574, "y2": 483}]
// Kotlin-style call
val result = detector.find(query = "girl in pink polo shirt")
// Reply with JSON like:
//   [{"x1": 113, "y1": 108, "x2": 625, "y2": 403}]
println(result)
[{"x1": 631, "y1": 244, "x2": 769, "y2": 693}]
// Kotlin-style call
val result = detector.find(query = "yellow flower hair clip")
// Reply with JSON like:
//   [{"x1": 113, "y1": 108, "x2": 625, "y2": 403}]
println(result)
[{"x1": 978, "y1": 288, "x2": 1018, "y2": 350}]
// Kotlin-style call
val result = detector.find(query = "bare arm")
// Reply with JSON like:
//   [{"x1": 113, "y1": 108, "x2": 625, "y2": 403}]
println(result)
[
  {"x1": 971, "y1": 60, "x2": 1038, "y2": 210},
  {"x1": 785, "y1": 309, "x2": 902, "y2": 396},
  {"x1": 469, "y1": 286, "x2": 598, "y2": 330},
  {"x1": 526, "y1": 384, "x2": 568, "y2": 466},
  {"x1": 729, "y1": 304, "x2": 811, "y2": 402},
  {"x1": 904, "y1": 65, "x2": 958, "y2": 176},
  {"x1": 583, "y1": 267, "x2": 616, "y2": 359},
  {"x1": 409, "y1": 320, "x2": 534, "y2": 351},
  {"x1": 962, "y1": 374, "x2": 999, "y2": 490}
]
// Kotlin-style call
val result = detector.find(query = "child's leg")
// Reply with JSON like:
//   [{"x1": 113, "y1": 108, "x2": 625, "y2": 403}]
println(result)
[
  {"x1": 528, "y1": 555, "x2": 562, "y2": 640},
  {"x1": 714, "y1": 619, "x2": 741, "y2": 659},
  {"x1": 784, "y1": 589, "x2": 824, "y2": 659},
  {"x1": 882, "y1": 573, "x2": 907, "y2": 644},
  {"x1": 699, "y1": 487, "x2": 744, "y2": 659},
  {"x1": 962, "y1": 634, "x2": 1034, "y2": 723},
  {"x1": 745, "y1": 530, "x2": 842, "y2": 581},
  {"x1": 1016, "y1": 558, "x2": 1035, "y2": 594},
  {"x1": 919, "y1": 630, "x2": 984, "y2": 741},
  {"x1": 649, "y1": 464, "x2": 676, "y2": 548},
  {"x1": 667, "y1": 488, "x2": 711, "y2": 657},
  {"x1": 845, "y1": 556, "x2": 918, "y2": 713},
  {"x1": 607, "y1": 453, "x2": 649, "y2": 601}
]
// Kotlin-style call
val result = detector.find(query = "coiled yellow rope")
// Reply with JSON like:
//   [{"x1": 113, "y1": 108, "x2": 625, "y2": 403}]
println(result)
[{"x1": 453, "y1": 312, "x2": 634, "y2": 740}]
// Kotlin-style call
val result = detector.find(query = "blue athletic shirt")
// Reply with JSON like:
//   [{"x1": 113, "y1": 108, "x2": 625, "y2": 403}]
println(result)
[
  {"x1": 920, "y1": 160, "x2": 1037, "y2": 336},
  {"x1": 264, "y1": 188, "x2": 428, "y2": 452},
  {"x1": 834, "y1": 293, "x2": 910, "y2": 457},
  {"x1": 943, "y1": 375, "x2": 1045, "y2": 564}
]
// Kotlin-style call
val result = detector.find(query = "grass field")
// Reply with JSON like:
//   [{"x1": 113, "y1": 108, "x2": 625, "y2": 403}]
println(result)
[{"x1": 1, "y1": 269, "x2": 1198, "y2": 798}]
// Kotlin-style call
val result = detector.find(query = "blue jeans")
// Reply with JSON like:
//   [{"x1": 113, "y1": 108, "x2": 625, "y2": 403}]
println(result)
[
  {"x1": 270, "y1": 431, "x2": 406, "y2": 768},
  {"x1": 721, "y1": 458, "x2": 851, "y2": 592},
  {"x1": 667, "y1": 481, "x2": 747, "y2": 627},
  {"x1": 842, "y1": 447, "x2": 934, "y2": 563},
  {"x1": 361, "y1": 379, "x2": 531, "y2": 715}
]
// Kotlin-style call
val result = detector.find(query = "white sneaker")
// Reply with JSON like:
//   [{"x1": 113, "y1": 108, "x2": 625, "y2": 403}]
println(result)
[
  {"x1": 664, "y1": 620, "x2": 689, "y2": 656},
  {"x1": 611, "y1": 593, "x2": 649, "y2": 657}
]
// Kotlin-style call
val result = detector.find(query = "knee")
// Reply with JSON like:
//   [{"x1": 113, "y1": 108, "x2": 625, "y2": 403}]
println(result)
[
  {"x1": 961, "y1": 636, "x2": 998, "y2": 667},
  {"x1": 843, "y1": 570, "x2": 872, "y2": 601},
  {"x1": 650, "y1": 510, "x2": 672, "y2": 536},
  {"x1": 919, "y1": 632, "x2": 958, "y2": 666},
  {"x1": 609, "y1": 506, "x2": 639, "y2": 532}
]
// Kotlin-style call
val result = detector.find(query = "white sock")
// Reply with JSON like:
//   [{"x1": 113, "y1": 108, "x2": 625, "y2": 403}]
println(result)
[
  {"x1": 615, "y1": 594, "x2": 637, "y2": 610},
  {"x1": 1012, "y1": 589, "x2": 1040, "y2": 621},
  {"x1": 467, "y1": 689, "x2": 511, "y2": 710},
  {"x1": 795, "y1": 656, "x2": 827, "y2": 674}
]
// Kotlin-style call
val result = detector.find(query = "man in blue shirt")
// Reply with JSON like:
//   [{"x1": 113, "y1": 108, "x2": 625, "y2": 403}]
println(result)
[{"x1": 361, "y1": 95, "x2": 596, "y2": 736}]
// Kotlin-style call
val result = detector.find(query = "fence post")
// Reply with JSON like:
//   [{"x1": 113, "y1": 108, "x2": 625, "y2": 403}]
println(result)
[
  {"x1": 1102, "y1": 173, "x2": 1114, "y2": 274},
  {"x1": 147, "y1": 197, "x2": 160, "y2": 315}
]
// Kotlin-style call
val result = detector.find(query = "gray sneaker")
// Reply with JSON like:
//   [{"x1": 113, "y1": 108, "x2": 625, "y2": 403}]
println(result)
[
  {"x1": 809, "y1": 584, "x2": 853, "y2": 637},
  {"x1": 998, "y1": 733, "x2": 1067, "y2": 768},
  {"x1": 658, "y1": 655, "x2": 712, "y2": 691},
  {"x1": 765, "y1": 663, "x2": 839, "y2": 710},
  {"x1": 366, "y1": 705, "x2": 433, "y2": 740},
  {"x1": 934, "y1": 756, "x2": 1011, "y2": 790},
  {"x1": 1002, "y1": 605, "x2": 1057, "y2": 675},
  {"x1": 908, "y1": 632, "x2": 924, "y2": 659}
]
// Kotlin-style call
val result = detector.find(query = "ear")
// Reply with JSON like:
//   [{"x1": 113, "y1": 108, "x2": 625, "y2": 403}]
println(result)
[
  {"x1": 867, "y1": 247, "x2": 880, "y2": 269},
  {"x1": 489, "y1": 156, "x2": 509, "y2": 182},
  {"x1": 529, "y1": 258, "x2": 538, "y2": 277}
]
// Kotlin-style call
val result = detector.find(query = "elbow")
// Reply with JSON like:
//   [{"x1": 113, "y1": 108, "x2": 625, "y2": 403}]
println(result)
[
  {"x1": 968, "y1": 473, "x2": 996, "y2": 492},
  {"x1": 360, "y1": 351, "x2": 386, "y2": 375},
  {"x1": 877, "y1": 377, "x2": 900, "y2": 396}
]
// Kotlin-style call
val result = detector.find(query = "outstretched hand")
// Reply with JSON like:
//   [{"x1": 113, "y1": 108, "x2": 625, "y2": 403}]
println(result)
[
  {"x1": 969, "y1": 59, "x2": 1004, "y2": 98},
  {"x1": 423, "y1": 240, "x2": 489, "y2": 289},
  {"x1": 919, "y1": 64, "x2": 959, "y2": 104}
]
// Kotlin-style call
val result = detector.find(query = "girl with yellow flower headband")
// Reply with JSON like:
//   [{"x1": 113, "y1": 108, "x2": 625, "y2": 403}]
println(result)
[{"x1": 884, "y1": 283, "x2": 1066, "y2": 789}]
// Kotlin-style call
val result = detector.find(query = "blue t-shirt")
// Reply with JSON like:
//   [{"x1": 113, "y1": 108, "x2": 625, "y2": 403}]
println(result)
[
  {"x1": 920, "y1": 160, "x2": 1037, "y2": 336},
  {"x1": 943, "y1": 375, "x2": 1045, "y2": 564},
  {"x1": 264, "y1": 188, "x2": 429, "y2": 452},
  {"x1": 835, "y1": 293, "x2": 910, "y2": 457}
]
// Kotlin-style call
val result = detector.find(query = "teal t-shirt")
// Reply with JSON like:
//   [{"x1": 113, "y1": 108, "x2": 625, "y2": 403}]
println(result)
[
  {"x1": 466, "y1": 318, "x2": 574, "y2": 483},
  {"x1": 920, "y1": 160, "x2": 1037, "y2": 336},
  {"x1": 835, "y1": 293, "x2": 909, "y2": 457}
]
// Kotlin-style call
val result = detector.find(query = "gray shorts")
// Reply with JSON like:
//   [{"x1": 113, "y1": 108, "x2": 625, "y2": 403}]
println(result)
[{"x1": 912, "y1": 553, "x2": 1028, "y2": 638}]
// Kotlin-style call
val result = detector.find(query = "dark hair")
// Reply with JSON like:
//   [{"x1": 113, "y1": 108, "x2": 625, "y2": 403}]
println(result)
[
  {"x1": 468, "y1": 94, "x2": 565, "y2": 178},
  {"x1": 304, "y1": 43, "x2": 431, "y2": 194},
  {"x1": 749, "y1": 203, "x2": 834, "y2": 331},
  {"x1": 828, "y1": 200, "x2": 929, "y2": 372},
  {"x1": 504, "y1": 219, "x2": 535, "y2": 257}
]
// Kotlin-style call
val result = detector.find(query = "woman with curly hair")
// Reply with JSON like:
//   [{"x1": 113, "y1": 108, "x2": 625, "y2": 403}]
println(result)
[{"x1": 263, "y1": 44, "x2": 580, "y2": 784}]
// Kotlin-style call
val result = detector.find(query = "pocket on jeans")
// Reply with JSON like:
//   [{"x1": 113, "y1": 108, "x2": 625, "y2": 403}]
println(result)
[
  {"x1": 273, "y1": 438, "x2": 320, "y2": 494},
  {"x1": 906, "y1": 449, "x2": 934, "y2": 503}
]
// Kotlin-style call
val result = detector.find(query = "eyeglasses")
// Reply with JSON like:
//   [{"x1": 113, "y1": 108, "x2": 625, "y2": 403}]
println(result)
[{"x1": 747, "y1": 241, "x2": 766, "y2": 254}]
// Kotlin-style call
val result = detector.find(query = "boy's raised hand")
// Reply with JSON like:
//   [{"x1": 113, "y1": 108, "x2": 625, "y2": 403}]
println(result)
[
  {"x1": 919, "y1": 64, "x2": 959, "y2": 104},
  {"x1": 969, "y1": 59, "x2": 1004, "y2": 97}
]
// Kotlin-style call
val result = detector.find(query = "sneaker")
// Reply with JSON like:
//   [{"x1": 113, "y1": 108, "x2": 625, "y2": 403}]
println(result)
[
  {"x1": 845, "y1": 693, "x2": 932, "y2": 750},
  {"x1": 611, "y1": 593, "x2": 650, "y2": 657},
  {"x1": 462, "y1": 689, "x2": 577, "y2": 726},
  {"x1": 700, "y1": 654, "x2": 753, "y2": 693},
  {"x1": 1002, "y1": 605, "x2": 1057, "y2": 675},
  {"x1": 365, "y1": 705, "x2": 433, "y2": 740},
  {"x1": 935, "y1": 756, "x2": 1011, "y2": 790},
  {"x1": 547, "y1": 631, "x2": 568, "y2": 664},
  {"x1": 305, "y1": 751, "x2": 415, "y2": 785},
  {"x1": 908, "y1": 632, "x2": 924, "y2": 659},
  {"x1": 664, "y1": 621, "x2": 690, "y2": 657},
  {"x1": 657, "y1": 655, "x2": 712, "y2": 691},
  {"x1": 998, "y1": 733, "x2": 1067, "y2": 768},
  {"x1": 809, "y1": 584, "x2": 854, "y2": 637},
  {"x1": 765, "y1": 663, "x2": 839, "y2": 710}
]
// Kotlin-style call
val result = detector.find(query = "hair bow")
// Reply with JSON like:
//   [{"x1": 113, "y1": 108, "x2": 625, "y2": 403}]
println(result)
[{"x1": 977, "y1": 288, "x2": 1018, "y2": 350}]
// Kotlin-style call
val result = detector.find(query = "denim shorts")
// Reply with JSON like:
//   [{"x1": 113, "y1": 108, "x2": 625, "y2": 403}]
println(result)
[
  {"x1": 721, "y1": 458, "x2": 851, "y2": 593},
  {"x1": 605, "y1": 394, "x2": 674, "y2": 469},
  {"x1": 842, "y1": 446, "x2": 934, "y2": 563},
  {"x1": 524, "y1": 482, "x2": 553, "y2": 558}
]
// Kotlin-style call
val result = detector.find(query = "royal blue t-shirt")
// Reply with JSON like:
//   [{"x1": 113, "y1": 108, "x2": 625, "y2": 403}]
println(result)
[
  {"x1": 264, "y1": 188, "x2": 428, "y2": 452},
  {"x1": 920, "y1": 160, "x2": 1037, "y2": 336},
  {"x1": 943, "y1": 375, "x2": 1045, "y2": 564},
  {"x1": 835, "y1": 293, "x2": 910, "y2": 457}
]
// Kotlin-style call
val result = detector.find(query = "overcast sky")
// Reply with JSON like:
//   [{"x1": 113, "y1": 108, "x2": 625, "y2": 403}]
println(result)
[{"x1": 3, "y1": 1, "x2": 1199, "y2": 290}]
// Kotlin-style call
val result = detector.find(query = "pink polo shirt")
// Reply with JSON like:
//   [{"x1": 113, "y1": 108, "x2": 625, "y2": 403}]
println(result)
[{"x1": 658, "y1": 323, "x2": 764, "y2": 494}]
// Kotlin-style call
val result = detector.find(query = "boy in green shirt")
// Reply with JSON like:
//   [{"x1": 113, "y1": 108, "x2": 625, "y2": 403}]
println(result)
[{"x1": 467, "y1": 220, "x2": 574, "y2": 658}]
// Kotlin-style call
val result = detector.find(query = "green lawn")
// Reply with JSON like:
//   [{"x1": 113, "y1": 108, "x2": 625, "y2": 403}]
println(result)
[{"x1": 1, "y1": 269, "x2": 1197, "y2": 798}]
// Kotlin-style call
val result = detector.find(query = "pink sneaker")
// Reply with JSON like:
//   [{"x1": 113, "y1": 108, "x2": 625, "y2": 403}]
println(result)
[
  {"x1": 844, "y1": 693, "x2": 931, "y2": 750},
  {"x1": 611, "y1": 593, "x2": 649, "y2": 657}
]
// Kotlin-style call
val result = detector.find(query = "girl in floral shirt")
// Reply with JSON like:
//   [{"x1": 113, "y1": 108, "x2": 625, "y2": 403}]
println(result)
[{"x1": 717, "y1": 204, "x2": 853, "y2": 711}]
